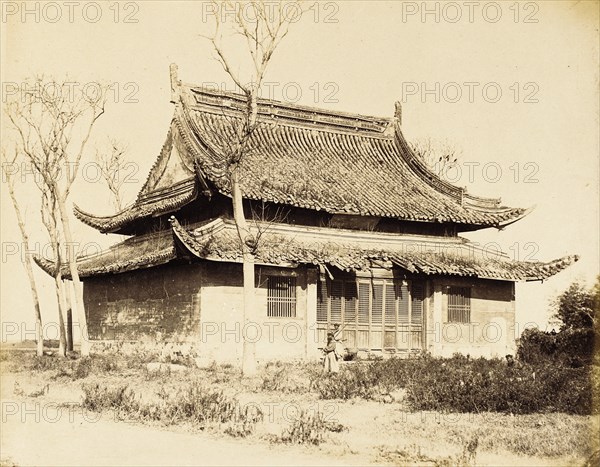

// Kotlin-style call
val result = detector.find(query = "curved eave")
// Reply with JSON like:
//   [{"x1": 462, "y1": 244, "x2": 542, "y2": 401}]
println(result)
[
  {"x1": 73, "y1": 178, "x2": 199, "y2": 234},
  {"x1": 520, "y1": 254, "x2": 580, "y2": 282},
  {"x1": 497, "y1": 205, "x2": 535, "y2": 229},
  {"x1": 393, "y1": 123, "x2": 528, "y2": 227},
  {"x1": 33, "y1": 255, "x2": 59, "y2": 277},
  {"x1": 73, "y1": 203, "x2": 131, "y2": 234},
  {"x1": 169, "y1": 215, "x2": 207, "y2": 258},
  {"x1": 33, "y1": 249, "x2": 177, "y2": 279}
]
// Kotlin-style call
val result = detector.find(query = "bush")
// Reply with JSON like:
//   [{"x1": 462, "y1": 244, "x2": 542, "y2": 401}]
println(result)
[
  {"x1": 82, "y1": 383, "x2": 138, "y2": 412},
  {"x1": 81, "y1": 380, "x2": 263, "y2": 435},
  {"x1": 313, "y1": 363, "x2": 379, "y2": 400},
  {"x1": 280, "y1": 410, "x2": 343, "y2": 445},
  {"x1": 261, "y1": 361, "x2": 320, "y2": 393},
  {"x1": 312, "y1": 355, "x2": 596, "y2": 414},
  {"x1": 518, "y1": 328, "x2": 595, "y2": 366},
  {"x1": 403, "y1": 358, "x2": 594, "y2": 414}
]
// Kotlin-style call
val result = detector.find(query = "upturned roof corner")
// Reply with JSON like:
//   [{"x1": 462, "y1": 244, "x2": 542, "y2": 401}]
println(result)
[
  {"x1": 169, "y1": 63, "x2": 181, "y2": 104},
  {"x1": 394, "y1": 101, "x2": 402, "y2": 125}
]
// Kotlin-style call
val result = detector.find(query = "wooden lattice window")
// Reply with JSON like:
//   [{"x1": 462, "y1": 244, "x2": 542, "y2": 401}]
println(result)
[
  {"x1": 317, "y1": 277, "x2": 425, "y2": 351},
  {"x1": 267, "y1": 276, "x2": 297, "y2": 318},
  {"x1": 317, "y1": 279, "x2": 327, "y2": 322},
  {"x1": 447, "y1": 287, "x2": 471, "y2": 323},
  {"x1": 358, "y1": 282, "x2": 370, "y2": 324}
]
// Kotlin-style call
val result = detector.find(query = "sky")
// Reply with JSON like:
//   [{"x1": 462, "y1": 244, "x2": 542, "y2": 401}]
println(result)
[{"x1": 1, "y1": 0, "x2": 598, "y2": 341}]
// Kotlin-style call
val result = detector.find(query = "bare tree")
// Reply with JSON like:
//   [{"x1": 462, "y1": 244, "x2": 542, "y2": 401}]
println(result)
[
  {"x1": 1, "y1": 149, "x2": 45, "y2": 357},
  {"x1": 410, "y1": 137, "x2": 462, "y2": 178},
  {"x1": 5, "y1": 77, "x2": 107, "y2": 357},
  {"x1": 201, "y1": 0, "x2": 304, "y2": 375},
  {"x1": 96, "y1": 139, "x2": 130, "y2": 211},
  {"x1": 39, "y1": 185, "x2": 69, "y2": 357}
]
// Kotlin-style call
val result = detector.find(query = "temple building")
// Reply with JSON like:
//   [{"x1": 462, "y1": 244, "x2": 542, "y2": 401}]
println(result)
[{"x1": 37, "y1": 65, "x2": 577, "y2": 362}]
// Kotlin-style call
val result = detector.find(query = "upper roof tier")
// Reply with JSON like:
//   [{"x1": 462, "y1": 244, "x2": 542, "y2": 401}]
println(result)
[{"x1": 74, "y1": 66, "x2": 530, "y2": 234}]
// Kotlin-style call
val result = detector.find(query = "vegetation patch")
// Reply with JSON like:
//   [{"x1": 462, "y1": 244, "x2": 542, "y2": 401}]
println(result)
[
  {"x1": 279, "y1": 410, "x2": 345, "y2": 446},
  {"x1": 82, "y1": 380, "x2": 263, "y2": 436}
]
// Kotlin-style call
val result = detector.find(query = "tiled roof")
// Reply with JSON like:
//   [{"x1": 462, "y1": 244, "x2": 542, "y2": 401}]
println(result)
[
  {"x1": 73, "y1": 81, "x2": 529, "y2": 234},
  {"x1": 36, "y1": 217, "x2": 576, "y2": 282},
  {"x1": 35, "y1": 229, "x2": 176, "y2": 278},
  {"x1": 74, "y1": 177, "x2": 198, "y2": 233},
  {"x1": 171, "y1": 218, "x2": 578, "y2": 282},
  {"x1": 179, "y1": 87, "x2": 526, "y2": 224}
]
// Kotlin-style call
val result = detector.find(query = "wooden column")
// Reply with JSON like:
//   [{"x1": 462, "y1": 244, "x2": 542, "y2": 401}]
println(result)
[{"x1": 305, "y1": 268, "x2": 320, "y2": 360}]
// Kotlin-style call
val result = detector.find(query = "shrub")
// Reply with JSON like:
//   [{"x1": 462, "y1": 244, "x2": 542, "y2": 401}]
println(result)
[
  {"x1": 313, "y1": 364, "x2": 378, "y2": 400},
  {"x1": 280, "y1": 410, "x2": 343, "y2": 445},
  {"x1": 402, "y1": 357, "x2": 595, "y2": 415},
  {"x1": 312, "y1": 355, "x2": 596, "y2": 414},
  {"x1": 518, "y1": 328, "x2": 595, "y2": 366},
  {"x1": 81, "y1": 380, "x2": 263, "y2": 435},
  {"x1": 72, "y1": 357, "x2": 93, "y2": 379},
  {"x1": 30, "y1": 355, "x2": 64, "y2": 372},
  {"x1": 261, "y1": 361, "x2": 318, "y2": 393},
  {"x1": 82, "y1": 383, "x2": 138, "y2": 412}
]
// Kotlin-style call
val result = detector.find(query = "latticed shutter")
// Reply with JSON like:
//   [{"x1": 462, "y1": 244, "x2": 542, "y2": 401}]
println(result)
[
  {"x1": 317, "y1": 279, "x2": 328, "y2": 323},
  {"x1": 372, "y1": 283, "x2": 383, "y2": 325},
  {"x1": 344, "y1": 281, "x2": 357, "y2": 323},
  {"x1": 411, "y1": 283, "x2": 424, "y2": 325},
  {"x1": 384, "y1": 280, "x2": 397, "y2": 348},
  {"x1": 410, "y1": 282, "x2": 425, "y2": 349},
  {"x1": 358, "y1": 282, "x2": 370, "y2": 324},
  {"x1": 330, "y1": 280, "x2": 343, "y2": 324},
  {"x1": 398, "y1": 282, "x2": 409, "y2": 323},
  {"x1": 385, "y1": 281, "x2": 396, "y2": 324}
]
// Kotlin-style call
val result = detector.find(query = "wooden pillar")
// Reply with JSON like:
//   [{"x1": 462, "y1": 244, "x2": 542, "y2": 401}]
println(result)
[
  {"x1": 305, "y1": 267, "x2": 320, "y2": 360},
  {"x1": 407, "y1": 280, "x2": 412, "y2": 353},
  {"x1": 432, "y1": 282, "x2": 443, "y2": 356},
  {"x1": 423, "y1": 280, "x2": 430, "y2": 352}
]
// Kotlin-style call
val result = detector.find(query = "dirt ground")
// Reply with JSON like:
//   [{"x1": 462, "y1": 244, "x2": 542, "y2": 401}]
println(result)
[{"x1": 1, "y1": 354, "x2": 597, "y2": 467}]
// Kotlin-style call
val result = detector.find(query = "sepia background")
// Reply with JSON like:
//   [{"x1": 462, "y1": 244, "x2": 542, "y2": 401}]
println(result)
[{"x1": 1, "y1": 0, "x2": 598, "y2": 341}]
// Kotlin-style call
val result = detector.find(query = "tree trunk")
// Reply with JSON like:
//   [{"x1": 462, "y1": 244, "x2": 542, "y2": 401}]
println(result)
[
  {"x1": 27, "y1": 261, "x2": 44, "y2": 357},
  {"x1": 54, "y1": 274, "x2": 68, "y2": 358},
  {"x1": 67, "y1": 309, "x2": 73, "y2": 351},
  {"x1": 7, "y1": 184, "x2": 44, "y2": 356},
  {"x1": 231, "y1": 170, "x2": 256, "y2": 376},
  {"x1": 65, "y1": 281, "x2": 74, "y2": 351},
  {"x1": 57, "y1": 197, "x2": 90, "y2": 356}
]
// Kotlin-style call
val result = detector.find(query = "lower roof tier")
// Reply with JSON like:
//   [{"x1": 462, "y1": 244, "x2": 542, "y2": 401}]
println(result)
[{"x1": 35, "y1": 218, "x2": 578, "y2": 283}]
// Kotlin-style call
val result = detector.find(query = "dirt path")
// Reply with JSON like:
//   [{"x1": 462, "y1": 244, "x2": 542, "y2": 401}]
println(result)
[{"x1": 1, "y1": 410, "x2": 365, "y2": 467}]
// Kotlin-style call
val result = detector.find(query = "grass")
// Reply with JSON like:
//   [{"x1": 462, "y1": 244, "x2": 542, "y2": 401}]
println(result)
[
  {"x1": 2, "y1": 348, "x2": 598, "y2": 463},
  {"x1": 81, "y1": 380, "x2": 264, "y2": 436}
]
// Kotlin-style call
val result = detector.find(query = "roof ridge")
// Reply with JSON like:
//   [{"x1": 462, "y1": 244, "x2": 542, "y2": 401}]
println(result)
[{"x1": 182, "y1": 83, "x2": 395, "y2": 135}]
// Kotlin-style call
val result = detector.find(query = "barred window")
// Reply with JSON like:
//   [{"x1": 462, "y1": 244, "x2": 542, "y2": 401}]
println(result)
[
  {"x1": 447, "y1": 287, "x2": 471, "y2": 323},
  {"x1": 267, "y1": 276, "x2": 297, "y2": 318}
]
